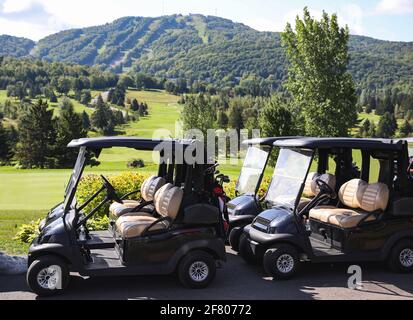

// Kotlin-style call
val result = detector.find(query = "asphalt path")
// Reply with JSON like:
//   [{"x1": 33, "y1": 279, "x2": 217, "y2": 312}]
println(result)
[{"x1": 1, "y1": 248, "x2": 412, "y2": 300}]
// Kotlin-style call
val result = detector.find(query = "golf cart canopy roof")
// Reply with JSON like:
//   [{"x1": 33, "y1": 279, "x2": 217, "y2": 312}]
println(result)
[
  {"x1": 274, "y1": 138, "x2": 408, "y2": 152},
  {"x1": 67, "y1": 137, "x2": 196, "y2": 151},
  {"x1": 242, "y1": 137, "x2": 302, "y2": 147}
]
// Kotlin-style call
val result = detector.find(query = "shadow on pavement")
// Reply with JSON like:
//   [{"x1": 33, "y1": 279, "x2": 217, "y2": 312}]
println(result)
[{"x1": 1, "y1": 250, "x2": 413, "y2": 300}]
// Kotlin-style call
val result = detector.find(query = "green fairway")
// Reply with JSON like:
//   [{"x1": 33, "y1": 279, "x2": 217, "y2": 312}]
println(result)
[
  {"x1": 0, "y1": 89, "x2": 184, "y2": 214},
  {"x1": 0, "y1": 210, "x2": 45, "y2": 255}
]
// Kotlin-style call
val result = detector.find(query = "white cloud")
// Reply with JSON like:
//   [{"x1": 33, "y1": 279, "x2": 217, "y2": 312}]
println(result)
[
  {"x1": 2, "y1": 0, "x2": 33, "y2": 14},
  {"x1": 376, "y1": 0, "x2": 413, "y2": 15},
  {"x1": 0, "y1": 17, "x2": 50, "y2": 39},
  {"x1": 341, "y1": 4, "x2": 364, "y2": 35}
]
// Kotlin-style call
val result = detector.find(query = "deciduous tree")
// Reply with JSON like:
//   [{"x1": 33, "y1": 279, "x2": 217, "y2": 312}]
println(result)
[{"x1": 282, "y1": 8, "x2": 357, "y2": 137}]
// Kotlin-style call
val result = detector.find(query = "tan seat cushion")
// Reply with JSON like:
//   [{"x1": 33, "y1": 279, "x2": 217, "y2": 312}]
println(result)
[
  {"x1": 309, "y1": 205, "x2": 337, "y2": 222},
  {"x1": 109, "y1": 176, "x2": 166, "y2": 218},
  {"x1": 116, "y1": 215, "x2": 168, "y2": 239},
  {"x1": 309, "y1": 179, "x2": 388, "y2": 229},
  {"x1": 115, "y1": 184, "x2": 183, "y2": 239},
  {"x1": 303, "y1": 172, "x2": 320, "y2": 197},
  {"x1": 110, "y1": 201, "x2": 141, "y2": 218},
  {"x1": 310, "y1": 207, "x2": 376, "y2": 228},
  {"x1": 328, "y1": 210, "x2": 376, "y2": 228}
]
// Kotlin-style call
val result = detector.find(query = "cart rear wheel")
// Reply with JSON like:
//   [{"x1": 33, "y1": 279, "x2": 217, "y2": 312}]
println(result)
[
  {"x1": 178, "y1": 251, "x2": 216, "y2": 289},
  {"x1": 239, "y1": 233, "x2": 260, "y2": 265},
  {"x1": 27, "y1": 255, "x2": 69, "y2": 297},
  {"x1": 388, "y1": 239, "x2": 413, "y2": 273},
  {"x1": 229, "y1": 226, "x2": 243, "y2": 252},
  {"x1": 263, "y1": 244, "x2": 299, "y2": 280}
]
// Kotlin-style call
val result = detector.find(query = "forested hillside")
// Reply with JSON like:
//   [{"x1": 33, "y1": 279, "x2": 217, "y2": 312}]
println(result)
[
  {"x1": 0, "y1": 35, "x2": 35, "y2": 58},
  {"x1": 1, "y1": 15, "x2": 412, "y2": 93}
]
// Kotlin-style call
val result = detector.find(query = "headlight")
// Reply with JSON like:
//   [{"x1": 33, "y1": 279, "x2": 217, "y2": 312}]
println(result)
[
  {"x1": 38, "y1": 219, "x2": 46, "y2": 231},
  {"x1": 268, "y1": 227, "x2": 277, "y2": 234}
]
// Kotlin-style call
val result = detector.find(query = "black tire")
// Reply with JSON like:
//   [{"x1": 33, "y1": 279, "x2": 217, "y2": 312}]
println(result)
[
  {"x1": 263, "y1": 244, "x2": 300, "y2": 280},
  {"x1": 387, "y1": 239, "x2": 413, "y2": 273},
  {"x1": 229, "y1": 226, "x2": 243, "y2": 252},
  {"x1": 27, "y1": 255, "x2": 69, "y2": 297},
  {"x1": 239, "y1": 233, "x2": 259, "y2": 264},
  {"x1": 178, "y1": 251, "x2": 216, "y2": 289}
]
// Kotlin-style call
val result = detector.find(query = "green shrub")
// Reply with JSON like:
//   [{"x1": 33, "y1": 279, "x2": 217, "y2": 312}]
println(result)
[
  {"x1": 14, "y1": 220, "x2": 41, "y2": 244},
  {"x1": 87, "y1": 216, "x2": 110, "y2": 231},
  {"x1": 77, "y1": 172, "x2": 148, "y2": 218},
  {"x1": 224, "y1": 177, "x2": 271, "y2": 199},
  {"x1": 127, "y1": 159, "x2": 145, "y2": 168}
]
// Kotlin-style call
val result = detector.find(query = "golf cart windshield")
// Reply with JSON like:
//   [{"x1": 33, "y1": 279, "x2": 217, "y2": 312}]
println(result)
[
  {"x1": 265, "y1": 148, "x2": 313, "y2": 209},
  {"x1": 64, "y1": 147, "x2": 87, "y2": 211},
  {"x1": 236, "y1": 145, "x2": 271, "y2": 195}
]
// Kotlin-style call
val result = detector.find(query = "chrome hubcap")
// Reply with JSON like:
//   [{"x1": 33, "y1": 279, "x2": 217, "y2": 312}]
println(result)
[
  {"x1": 189, "y1": 261, "x2": 209, "y2": 282},
  {"x1": 37, "y1": 265, "x2": 61, "y2": 290},
  {"x1": 400, "y1": 248, "x2": 413, "y2": 268},
  {"x1": 276, "y1": 254, "x2": 294, "y2": 274}
]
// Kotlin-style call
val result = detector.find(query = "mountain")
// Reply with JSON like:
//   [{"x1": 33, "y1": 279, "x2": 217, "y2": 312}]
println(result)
[
  {"x1": 2, "y1": 15, "x2": 413, "y2": 91},
  {"x1": 0, "y1": 35, "x2": 35, "y2": 58}
]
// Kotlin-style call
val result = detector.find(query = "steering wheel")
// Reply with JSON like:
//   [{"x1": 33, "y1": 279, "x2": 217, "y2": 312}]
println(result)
[
  {"x1": 315, "y1": 179, "x2": 337, "y2": 199},
  {"x1": 100, "y1": 175, "x2": 123, "y2": 204}
]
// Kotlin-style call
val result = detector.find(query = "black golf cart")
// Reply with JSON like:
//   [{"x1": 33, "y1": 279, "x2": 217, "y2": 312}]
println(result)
[
  {"x1": 228, "y1": 137, "x2": 295, "y2": 252},
  {"x1": 240, "y1": 137, "x2": 413, "y2": 279},
  {"x1": 27, "y1": 137, "x2": 228, "y2": 296}
]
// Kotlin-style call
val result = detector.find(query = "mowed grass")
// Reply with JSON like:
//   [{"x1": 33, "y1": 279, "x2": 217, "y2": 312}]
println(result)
[{"x1": 0, "y1": 210, "x2": 45, "y2": 255}]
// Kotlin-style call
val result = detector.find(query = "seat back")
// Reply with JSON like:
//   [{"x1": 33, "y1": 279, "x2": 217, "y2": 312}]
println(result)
[
  {"x1": 360, "y1": 183, "x2": 389, "y2": 212},
  {"x1": 338, "y1": 179, "x2": 389, "y2": 212},
  {"x1": 304, "y1": 172, "x2": 320, "y2": 197},
  {"x1": 154, "y1": 184, "x2": 184, "y2": 221},
  {"x1": 141, "y1": 176, "x2": 166, "y2": 202},
  {"x1": 304, "y1": 172, "x2": 336, "y2": 197}
]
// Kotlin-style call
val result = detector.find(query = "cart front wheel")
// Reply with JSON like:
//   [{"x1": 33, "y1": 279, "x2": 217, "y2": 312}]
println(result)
[
  {"x1": 229, "y1": 226, "x2": 243, "y2": 252},
  {"x1": 27, "y1": 255, "x2": 69, "y2": 297},
  {"x1": 388, "y1": 239, "x2": 413, "y2": 273},
  {"x1": 239, "y1": 233, "x2": 260, "y2": 265},
  {"x1": 263, "y1": 244, "x2": 299, "y2": 280},
  {"x1": 178, "y1": 251, "x2": 216, "y2": 289}
]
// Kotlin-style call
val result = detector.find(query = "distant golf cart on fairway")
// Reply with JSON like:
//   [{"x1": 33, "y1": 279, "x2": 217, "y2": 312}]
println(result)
[
  {"x1": 228, "y1": 137, "x2": 297, "y2": 252},
  {"x1": 240, "y1": 138, "x2": 413, "y2": 279},
  {"x1": 27, "y1": 137, "x2": 229, "y2": 296}
]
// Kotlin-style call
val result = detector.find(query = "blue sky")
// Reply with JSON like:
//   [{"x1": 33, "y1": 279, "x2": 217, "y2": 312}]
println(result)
[{"x1": 0, "y1": 0, "x2": 412, "y2": 41}]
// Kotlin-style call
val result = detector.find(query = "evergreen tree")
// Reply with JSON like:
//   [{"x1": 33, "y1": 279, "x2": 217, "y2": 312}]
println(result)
[
  {"x1": 49, "y1": 90, "x2": 58, "y2": 103},
  {"x1": 55, "y1": 101, "x2": 87, "y2": 168},
  {"x1": 59, "y1": 96, "x2": 73, "y2": 111},
  {"x1": 361, "y1": 119, "x2": 371, "y2": 138},
  {"x1": 80, "y1": 90, "x2": 92, "y2": 105},
  {"x1": 228, "y1": 104, "x2": 244, "y2": 133},
  {"x1": 377, "y1": 112, "x2": 398, "y2": 138},
  {"x1": 82, "y1": 111, "x2": 91, "y2": 131},
  {"x1": 15, "y1": 99, "x2": 56, "y2": 168},
  {"x1": 0, "y1": 122, "x2": 11, "y2": 163},
  {"x1": 90, "y1": 95, "x2": 115, "y2": 135},
  {"x1": 369, "y1": 122, "x2": 377, "y2": 138},
  {"x1": 217, "y1": 110, "x2": 229, "y2": 129},
  {"x1": 130, "y1": 99, "x2": 140, "y2": 112},
  {"x1": 282, "y1": 8, "x2": 357, "y2": 136},
  {"x1": 259, "y1": 96, "x2": 296, "y2": 138},
  {"x1": 399, "y1": 120, "x2": 413, "y2": 138}
]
